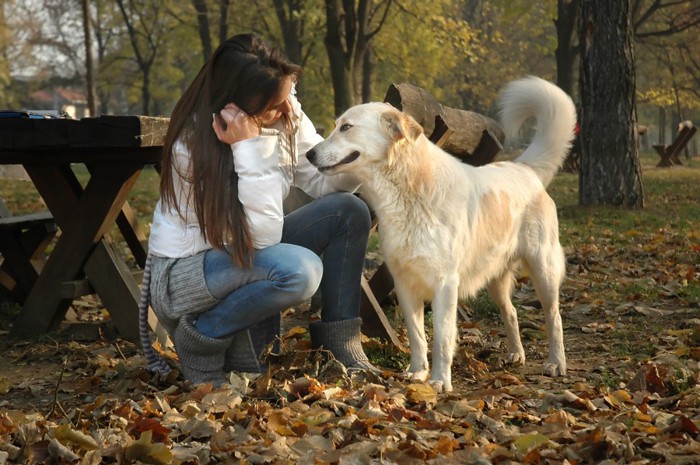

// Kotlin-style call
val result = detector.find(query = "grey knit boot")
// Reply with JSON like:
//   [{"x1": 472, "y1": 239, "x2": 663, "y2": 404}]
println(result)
[
  {"x1": 309, "y1": 318, "x2": 380, "y2": 373},
  {"x1": 224, "y1": 314, "x2": 280, "y2": 374},
  {"x1": 172, "y1": 317, "x2": 233, "y2": 387}
]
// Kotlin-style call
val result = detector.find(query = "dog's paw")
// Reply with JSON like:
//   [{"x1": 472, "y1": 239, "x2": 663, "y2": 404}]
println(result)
[
  {"x1": 428, "y1": 379, "x2": 448, "y2": 393},
  {"x1": 505, "y1": 351, "x2": 526, "y2": 365},
  {"x1": 408, "y1": 369, "x2": 430, "y2": 383},
  {"x1": 543, "y1": 362, "x2": 567, "y2": 377}
]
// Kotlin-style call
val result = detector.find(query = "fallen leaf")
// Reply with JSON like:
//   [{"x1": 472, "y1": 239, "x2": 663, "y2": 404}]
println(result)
[
  {"x1": 513, "y1": 432, "x2": 552, "y2": 455},
  {"x1": 54, "y1": 424, "x2": 99, "y2": 450},
  {"x1": 124, "y1": 430, "x2": 173, "y2": 465},
  {"x1": 406, "y1": 383, "x2": 438, "y2": 404}
]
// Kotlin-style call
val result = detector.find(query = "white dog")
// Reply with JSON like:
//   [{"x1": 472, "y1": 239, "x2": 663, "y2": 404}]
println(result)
[{"x1": 307, "y1": 76, "x2": 576, "y2": 392}]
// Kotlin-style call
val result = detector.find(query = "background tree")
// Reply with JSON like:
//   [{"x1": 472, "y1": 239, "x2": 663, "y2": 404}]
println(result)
[
  {"x1": 454, "y1": 0, "x2": 556, "y2": 114},
  {"x1": 0, "y1": 2, "x2": 14, "y2": 107},
  {"x1": 377, "y1": 1, "x2": 480, "y2": 108},
  {"x1": 633, "y1": 0, "x2": 700, "y2": 145},
  {"x1": 323, "y1": 0, "x2": 393, "y2": 115},
  {"x1": 260, "y1": 0, "x2": 325, "y2": 102},
  {"x1": 579, "y1": 0, "x2": 644, "y2": 207},
  {"x1": 115, "y1": 0, "x2": 181, "y2": 115},
  {"x1": 554, "y1": 0, "x2": 579, "y2": 96},
  {"x1": 192, "y1": 0, "x2": 213, "y2": 61},
  {"x1": 186, "y1": 0, "x2": 232, "y2": 61},
  {"x1": 81, "y1": 0, "x2": 96, "y2": 116}
]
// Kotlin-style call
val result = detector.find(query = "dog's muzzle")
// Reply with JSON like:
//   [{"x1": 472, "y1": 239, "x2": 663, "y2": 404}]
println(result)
[{"x1": 307, "y1": 149, "x2": 360, "y2": 173}]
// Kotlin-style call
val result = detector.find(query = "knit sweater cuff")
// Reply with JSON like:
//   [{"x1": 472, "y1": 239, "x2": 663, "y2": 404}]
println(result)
[{"x1": 168, "y1": 252, "x2": 220, "y2": 316}]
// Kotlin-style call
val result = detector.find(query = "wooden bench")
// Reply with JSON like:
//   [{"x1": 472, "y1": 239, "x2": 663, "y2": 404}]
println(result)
[
  {"x1": 0, "y1": 201, "x2": 57, "y2": 302},
  {"x1": 654, "y1": 123, "x2": 696, "y2": 167}
]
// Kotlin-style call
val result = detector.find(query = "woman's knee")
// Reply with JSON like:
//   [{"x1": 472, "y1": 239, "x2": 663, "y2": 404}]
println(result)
[
  {"x1": 331, "y1": 193, "x2": 371, "y2": 232},
  {"x1": 267, "y1": 244, "x2": 323, "y2": 301}
]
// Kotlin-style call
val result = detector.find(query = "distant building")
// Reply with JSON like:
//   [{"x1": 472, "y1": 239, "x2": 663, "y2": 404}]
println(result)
[{"x1": 28, "y1": 87, "x2": 89, "y2": 119}]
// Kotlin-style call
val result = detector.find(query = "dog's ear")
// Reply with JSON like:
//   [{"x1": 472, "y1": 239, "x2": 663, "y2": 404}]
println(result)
[{"x1": 381, "y1": 110, "x2": 423, "y2": 143}]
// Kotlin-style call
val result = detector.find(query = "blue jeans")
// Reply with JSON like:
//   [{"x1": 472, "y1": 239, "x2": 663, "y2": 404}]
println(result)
[{"x1": 194, "y1": 192, "x2": 371, "y2": 338}]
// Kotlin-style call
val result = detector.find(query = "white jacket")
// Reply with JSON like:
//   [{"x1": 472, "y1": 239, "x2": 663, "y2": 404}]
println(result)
[{"x1": 148, "y1": 94, "x2": 359, "y2": 258}]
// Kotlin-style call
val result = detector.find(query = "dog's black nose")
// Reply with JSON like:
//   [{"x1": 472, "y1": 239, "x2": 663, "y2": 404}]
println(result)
[{"x1": 306, "y1": 148, "x2": 317, "y2": 165}]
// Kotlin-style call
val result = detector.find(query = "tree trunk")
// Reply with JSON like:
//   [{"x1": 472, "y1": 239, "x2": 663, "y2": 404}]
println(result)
[
  {"x1": 579, "y1": 0, "x2": 644, "y2": 208},
  {"x1": 192, "y1": 0, "x2": 212, "y2": 62},
  {"x1": 555, "y1": 0, "x2": 579, "y2": 96},
  {"x1": 81, "y1": 0, "x2": 96, "y2": 117},
  {"x1": 273, "y1": 0, "x2": 306, "y2": 101},
  {"x1": 218, "y1": 0, "x2": 230, "y2": 45},
  {"x1": 362, "y1": 44, "x2": 372, "y2": 103},
  {"x1": 324, "y1": 0, "x2": 354, "y2": 115},
  {"x1": 142, "y1": 68, "x2": 150, "y2": 116}
]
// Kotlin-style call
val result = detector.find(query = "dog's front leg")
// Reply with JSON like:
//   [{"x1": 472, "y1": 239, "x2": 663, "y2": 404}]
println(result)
[
  {"x1": 394, "y1": 281, "x2": 429, "y2": 382},
  {"x1": 430, "y1": 277, "x2": 460, "y2": 392}
]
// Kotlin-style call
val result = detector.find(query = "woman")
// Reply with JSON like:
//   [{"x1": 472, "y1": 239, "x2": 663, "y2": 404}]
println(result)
[{"x1": 139, "y1": 33, "x2": 377, "y2": 386}]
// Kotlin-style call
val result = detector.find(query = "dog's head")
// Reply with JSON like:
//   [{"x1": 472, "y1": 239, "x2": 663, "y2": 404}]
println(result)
[{"x1": 306, "y1": 102, "x2": 424, "y2": 177}]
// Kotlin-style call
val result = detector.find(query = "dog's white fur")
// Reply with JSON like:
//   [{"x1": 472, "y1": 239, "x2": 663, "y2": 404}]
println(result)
[{"x1": 308, "y1": 76, "x2": 576, "y2": 392}]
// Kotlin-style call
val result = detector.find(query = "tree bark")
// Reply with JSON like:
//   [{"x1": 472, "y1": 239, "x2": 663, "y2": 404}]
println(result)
[
  {"x1": 218, "y1": 0, "x2": 230, "y2": 45},
  {"x1": 273, "y1": 0, "x2": 306, "y2": 100},
  {"x1": 579, "y1": 0, "x2": 644, "y2": 208},
  {"x1": 555, "y1": 0, "x2": 579, "y2": 96},
  {"x1": 192, "y1": 0, "x2": 212, "y2": 62},
  {"x1": 324, "y1": 0, "x2": 354, "y2": 114},
  {"x1": 81, "y1": 0, "x2": 96, "y2": 117}
]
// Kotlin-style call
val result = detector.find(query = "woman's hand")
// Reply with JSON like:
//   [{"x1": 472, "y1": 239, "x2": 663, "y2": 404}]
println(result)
[{"x1": 212, "y1": 103, "x2": 259, "y2": 144}]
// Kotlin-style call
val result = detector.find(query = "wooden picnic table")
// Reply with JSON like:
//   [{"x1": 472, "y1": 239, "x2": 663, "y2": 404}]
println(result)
[{"x1": 0, "y1": 115, "x2": 167, "y2": 341}]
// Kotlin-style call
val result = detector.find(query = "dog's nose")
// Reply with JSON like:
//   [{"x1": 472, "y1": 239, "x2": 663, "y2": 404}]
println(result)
[{"x1": 306, "y1": 148, "x2": 317, "y2": 164}]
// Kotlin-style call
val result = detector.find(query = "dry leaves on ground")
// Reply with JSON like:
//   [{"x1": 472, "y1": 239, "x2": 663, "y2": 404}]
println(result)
[{"x1": 1, "y1": 315, "x2": 700, "y2": 465}]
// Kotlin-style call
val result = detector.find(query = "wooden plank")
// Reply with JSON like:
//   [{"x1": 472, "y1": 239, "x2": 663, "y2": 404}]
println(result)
[
  {"x1": 0, "y1": 210, "x2": 56, "y2": 300},
  {"x1": 83, "y1": 240, "x2": 141, "y2": 342},
  {"x1": 60, "y1": 269, "x2": 144, "y2": 299},
  {"x1": 0, "y1": 229, "x2": 40, "y2": 296},
  {"x1": 0, "y1": 146, "x2": 162, "y2": 165},
  {"x1": 0, "y1": 211, "x2": 54, "y2": 228},
  {"x1": 0, "y1": 116, "x2": 169, "y2": 150},
  {"x1": 115, "y1": 202, "x2": 149, "y2": 268},
  {"x1": 86, "y1": 163, "x2": 149, "y2": 268},
  {"x1": 360, "y1": 276, "x2": 404, "y2": 349}
]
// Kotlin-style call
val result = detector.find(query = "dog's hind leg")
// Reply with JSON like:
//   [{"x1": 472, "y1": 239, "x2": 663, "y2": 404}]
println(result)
[
  {"x1": 429, "y1": 276, "x2": 460, "y2": 392},
  {"x1": 527, "y1": 244, "x2": 567, "y2": 376},
  {"x1": 394, "y1": 280, "x2": 430, "y2": 382},
  {"x1": 487, "y1": 270, "x2": 526, "y2": 365}
]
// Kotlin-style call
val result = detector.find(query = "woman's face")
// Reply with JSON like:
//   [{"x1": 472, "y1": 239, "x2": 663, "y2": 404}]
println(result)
[{"x1": 257, "y1": 77, "x2": 293, "y2": 127}]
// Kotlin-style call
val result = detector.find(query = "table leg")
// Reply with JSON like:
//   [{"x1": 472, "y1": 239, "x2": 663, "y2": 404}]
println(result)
[
  {"x1": 82, "y1": 240, "x2": 141, "y2": 341},
  {"x1": 86, "y1": 165, "x2": 149, "y2": 268},
  {"x1": 12, "y1": 162, "x2": 142, "y2": 338}
]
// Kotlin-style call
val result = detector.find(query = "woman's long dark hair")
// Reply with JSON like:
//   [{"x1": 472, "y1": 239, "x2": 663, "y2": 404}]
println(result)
[{"x1": 160, "y1": 34, "x2": 301, "y2": 267}]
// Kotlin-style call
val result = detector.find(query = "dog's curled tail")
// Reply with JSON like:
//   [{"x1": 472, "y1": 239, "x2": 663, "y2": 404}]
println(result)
[{"x1": 498, "y1": 76, "x2": 577, "y2": 188}]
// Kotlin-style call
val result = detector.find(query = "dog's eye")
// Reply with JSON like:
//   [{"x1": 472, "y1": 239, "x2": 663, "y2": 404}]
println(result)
[{"x1": 339, "y1": 123, "x2": 353, "y2": 132}]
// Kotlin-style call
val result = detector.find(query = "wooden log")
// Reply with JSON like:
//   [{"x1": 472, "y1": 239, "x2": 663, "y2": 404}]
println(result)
[{"x1": 384, "y1": 83, "x2": 505, "y2": 165}]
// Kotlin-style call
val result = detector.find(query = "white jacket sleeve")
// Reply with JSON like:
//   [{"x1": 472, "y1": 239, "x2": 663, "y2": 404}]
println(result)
[
  {"x1": 232, "y1": 135, "x2": 285, "y2": 249},
  {"x1": 290, "y1": 96, "x2": 362, "y2": 198}
]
